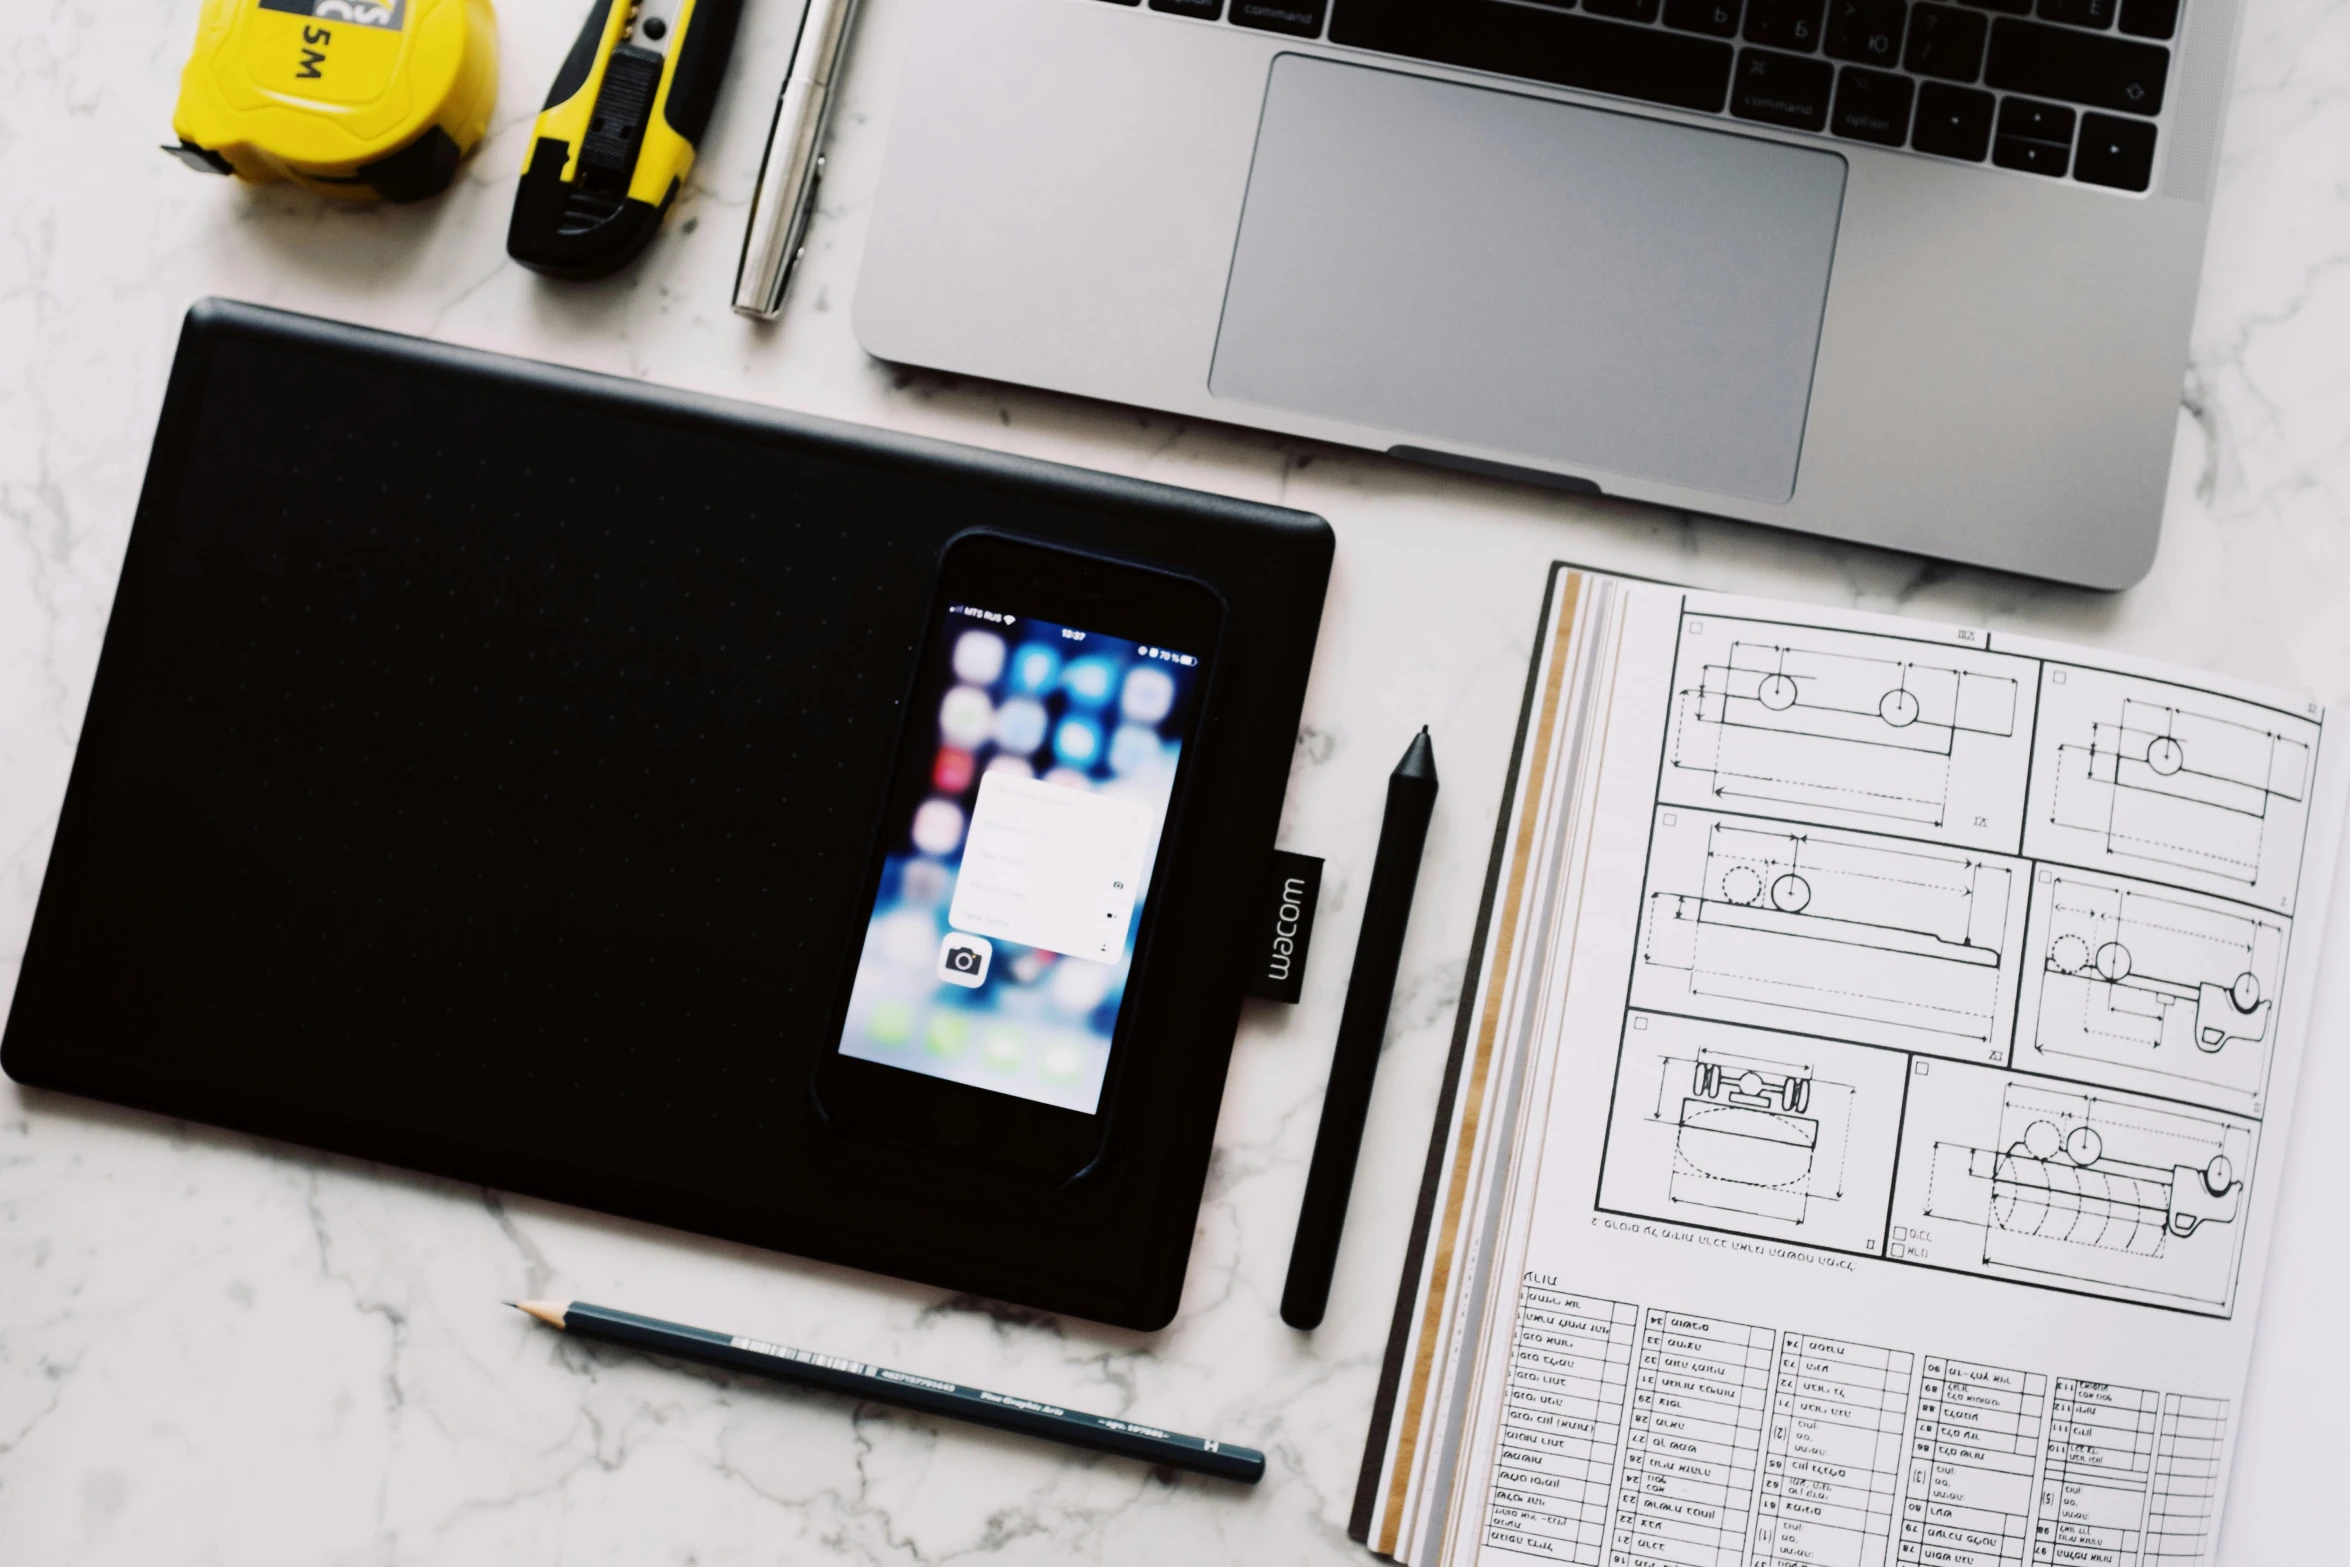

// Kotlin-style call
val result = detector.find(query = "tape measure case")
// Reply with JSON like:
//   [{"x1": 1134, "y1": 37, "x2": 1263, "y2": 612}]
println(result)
[{"x1": 169, "y1": 0, "x2": 498, "y2": 202}]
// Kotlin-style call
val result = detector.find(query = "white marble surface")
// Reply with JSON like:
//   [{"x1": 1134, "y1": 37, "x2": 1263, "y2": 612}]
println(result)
[{"x1": 3, "y1": 0, "x2": 2346, "y2": 1558}]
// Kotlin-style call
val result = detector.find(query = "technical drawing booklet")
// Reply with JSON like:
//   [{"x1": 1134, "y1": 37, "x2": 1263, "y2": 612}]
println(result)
[{"x1": 1352, "y1": 567, "x2": 2346, "y2": 1567}]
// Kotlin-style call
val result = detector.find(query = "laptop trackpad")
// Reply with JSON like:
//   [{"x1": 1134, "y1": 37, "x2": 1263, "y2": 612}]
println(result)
[{"x1": 1210, "y1": 56, "x2": 1848, "y2": 504}]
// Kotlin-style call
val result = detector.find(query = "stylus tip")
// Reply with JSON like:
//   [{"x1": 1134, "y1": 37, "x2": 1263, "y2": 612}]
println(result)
[{"x1": 1396, "y1": 725, "x2": 1438, "y2": 784}]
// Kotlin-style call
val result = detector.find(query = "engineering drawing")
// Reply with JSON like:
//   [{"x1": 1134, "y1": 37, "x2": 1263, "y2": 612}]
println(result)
[
  {"x1": 2026, "y1": 873, "x2": 2285, "y2": 1112},
  {"x1": 1653, "y1": 1047, "x2": 1854, "y2": 1225},
  {"x1": 1924, "y1": 1084, "x2": 2251, "y2": 1309},
  {"x1": 2048, "y1": 694, "x2": 2310, "y2": 892},
  {"x1": 1638, "y1": 821, "x2": 2015, "y2": 1053},
  {"x1": 1669, "y1": 633, "x2": 2018, "y2": 829}
]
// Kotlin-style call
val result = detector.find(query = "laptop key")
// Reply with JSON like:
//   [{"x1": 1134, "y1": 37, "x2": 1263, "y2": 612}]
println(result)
[
  {"x1": 1588, "y1": 0, "x2": 1667, "y2": 22},
  {"x1": 1910, "y1": 80, "x2": 1995, "y2": 156},
  {"x1": 1830, "y1": 65, "x2": 1914, "y2": 142},
  {"x1": 1665, "y1": 0, "x2": 1746, "y2": 33},
  {"x1": 1231, "y1": 0, "x2": 1328, "y2": 34},
  {"x1": 2073, "y1": 111, "x2": 2156, "y2": 188},
  {"x1": 2038, "y1": 0, "x2": 2116, "y2": 28},
  {"x1": 1673, "y1": 0, "x2": 1748, "y2": 31},
  {"x1": 1825, "y1": 0, "x2": 1907, "y2": 64},
  {"x1": 1959, "y1": 0, "x2": 2032, "y2": 12},
  {"x1": 1329, "y1": 0, "x2": 1738, "y2": 114},
  {"x1": 2116, "y1": 0, "x2": 2178, "y2": 37},
  {"x1": 1993, "y1": 133, "x2": 2071, "y2": 174},
  {"x1": 1905, "y1": 5, "x2": 1988, "y2": 78},
  {"x1": 1998, "y1": 95, "x2": 2075, "y2": 139},
  {"x1": 1744, "y1": 0, "x2": 1827, "y2": 49},
  {"x1": 1150, "y1": 0, "x2": 1223, "y2": 14},
  {"x1": 1985, "y1": 20, "x2": 2167, "y2": 113},
  {"x1": 1731, "y1": 47, "x2": 1835, "y2": 127}
]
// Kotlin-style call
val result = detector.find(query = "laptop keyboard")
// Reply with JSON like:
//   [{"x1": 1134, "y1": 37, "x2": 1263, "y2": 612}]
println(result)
[{"x1": 1115, "y1": 0, "x2": 2174, "y2": 193}]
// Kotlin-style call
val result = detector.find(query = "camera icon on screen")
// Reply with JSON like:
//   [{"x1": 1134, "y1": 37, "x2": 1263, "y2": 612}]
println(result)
[{"x1": 936, "y1": 932, "x2": 994, "y2": 989}]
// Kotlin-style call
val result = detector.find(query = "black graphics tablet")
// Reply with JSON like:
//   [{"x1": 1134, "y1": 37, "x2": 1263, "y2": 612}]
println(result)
[{"x1": 1, "y1": 302, "x2": 1332, "y2": 1331}]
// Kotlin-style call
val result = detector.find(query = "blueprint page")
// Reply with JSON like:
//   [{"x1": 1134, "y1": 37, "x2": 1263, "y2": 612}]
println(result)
[{"x1": 1452, "y1": 587, "x2": 2343, "y2": 1567}]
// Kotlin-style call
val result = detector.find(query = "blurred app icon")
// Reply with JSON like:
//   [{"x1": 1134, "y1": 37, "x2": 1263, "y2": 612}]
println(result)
[
  {"x1": 1121, "y1": 665, "x2": 1175, "y2": 723},
  {"x1": 953, "y1": 630, "x2": 1007, "y2": 684},
  {"x1": 939, "y1": 686, "x2": 995, "y2": 748},
  {"x1": 1062, "y1": 656, "x2": 1116, "y2": 706},
  {"x1": 1109, "y1": 723, "x2": 1161, "y2": 777},
  {"x1": 994, "y1": 697, "x2": 1049, "y2": 755},
  {"x1": 1011, "y1": 645, "x2": 1061, "y2": 695},
  {"x1": 901, "y1": 858, "x2": 951, "y2": 906},
  {"x1": 911, "y1": 798, "x2": 967, "y2": 856},
  {"x1": 933, "y1": 746, "x2": 976, "y2": 793},
  {"x1": 868, "y1": 1000, "x2": 915, "y2": 1046},
  {"x1": 937, "y1": 931, "x2": 994, "y2": 989},
  {"x1": 926, "y1": 1010, "x2": 970, "y2": 1057},
  {"x1": 1054, "y1": 717, "x2": 1103, "y2": 767}
]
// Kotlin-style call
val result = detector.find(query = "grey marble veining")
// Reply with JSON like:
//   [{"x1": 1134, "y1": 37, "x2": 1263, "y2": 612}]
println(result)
[{"x1": 4, "y1": 0, "x2": 2347, "y2": 1559}]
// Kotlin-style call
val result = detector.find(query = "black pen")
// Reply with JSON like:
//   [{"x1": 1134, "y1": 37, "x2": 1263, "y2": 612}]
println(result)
[
  {"x1": 511, "y1": 1300, "x2": 1265, "y2": 1483},
  {"x1": 1281, "y1": 727, "x2": 1439, "y2": 1330}
]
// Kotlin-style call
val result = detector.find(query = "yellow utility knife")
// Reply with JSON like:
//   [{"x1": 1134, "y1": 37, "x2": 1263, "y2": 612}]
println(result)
[{"x1": 508, "y1": 0, "x2": 745, "y2": 279}]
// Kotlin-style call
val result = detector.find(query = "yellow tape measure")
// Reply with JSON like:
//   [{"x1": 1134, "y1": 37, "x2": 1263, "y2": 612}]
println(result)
[{"x1": 168, "y1": 0, "x2": 498, "y2": 203}]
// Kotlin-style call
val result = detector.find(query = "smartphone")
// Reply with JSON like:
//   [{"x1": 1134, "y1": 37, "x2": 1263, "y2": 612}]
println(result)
[{"x1": 812, "y1": 533, "x2": 1225, "y2": 1178}]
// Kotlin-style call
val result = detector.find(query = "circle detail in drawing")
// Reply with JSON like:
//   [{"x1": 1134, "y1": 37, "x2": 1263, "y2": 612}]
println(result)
[
  {"x1": 2064, "y1": 1125, "x2": 2104, "y2": 1166},
  {"x1": 1738, "y1": 1070, "x2": 1765, "y2": 1098},
  {"x1": 2094, "y1": 941, "x2": 2132, "y2": 982},
  {"x1": 2023, "y1": 1120, "x2": 2062, "y2": 1160},
  {"x1": 2204, "y1": 1154, "x2": 2234, "y2": 1195},
  {"x1": 1770, "y1": 873, "x2": 1812, "y2": 913},
  {"x1": 1722, "y1": 866, "x2": 1765, "y2": 905},
  {"x1": 1757, "y1": 673, "x2": 1799, "y2": 710},
  {"x1": 2050, "y1": 934, "x2": 2091, "y2": 973},
  {"x1": 2231, "y1": 971, "x2": 2261, "y2": 1012},
  {"x1": 2147, "y1": 735, "x2": 2185, "y2": 775},
  {"x1": 1879, "y1": 688, "x2": 1921, "y2": 727}
]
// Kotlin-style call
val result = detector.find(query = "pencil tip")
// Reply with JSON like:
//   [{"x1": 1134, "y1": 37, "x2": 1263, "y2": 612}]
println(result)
[{"x1": 513, "y1": 1299, "x2": 570, "y2": 1329}]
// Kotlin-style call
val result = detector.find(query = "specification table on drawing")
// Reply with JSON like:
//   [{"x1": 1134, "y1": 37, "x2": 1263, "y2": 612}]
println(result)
[
  {"x1": 1901, "y1": 1358, "x2": 2046, "y2": 1567},
  {"x1": 1751, "y1": 1335, "x2": 1911, "y2": 1567},
  {"x1": 2033, "y1": 1378, "x2": 2158, "y2": 1565},
  {"x1": 1476, "y1": 1283, "x2": 2229, "y2": 1567},
  {"x1": 1486, "y1": 1291, "x2": 1640, "y2": 1563},
  {"x1": 1611, "y1": 1311, "x2": 1773, "y2": 1567}
]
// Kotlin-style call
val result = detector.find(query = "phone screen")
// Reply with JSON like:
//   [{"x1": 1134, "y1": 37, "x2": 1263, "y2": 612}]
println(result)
[{"x1": 835, "y1": 601, "x2": 1206, "y2": 1115}]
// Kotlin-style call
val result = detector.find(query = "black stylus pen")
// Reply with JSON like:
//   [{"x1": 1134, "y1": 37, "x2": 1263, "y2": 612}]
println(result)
[
  {"x1": 511, "y1": 1300, "x2": 1265, "y2": 1483},
  {"x1": 1281, "y1": 727, "x2": 1439, "y2": 1330}
]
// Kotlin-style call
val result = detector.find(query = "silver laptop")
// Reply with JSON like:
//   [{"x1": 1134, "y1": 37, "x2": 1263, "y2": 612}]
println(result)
[{"x1": 852, "y1": 0, "x2": 2232, "y2": 588}]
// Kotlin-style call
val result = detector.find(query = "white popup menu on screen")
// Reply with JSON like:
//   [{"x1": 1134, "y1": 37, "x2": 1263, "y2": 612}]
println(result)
[{"x1": 948, "y1": 772, "x2": 1157, "y2": 962}]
